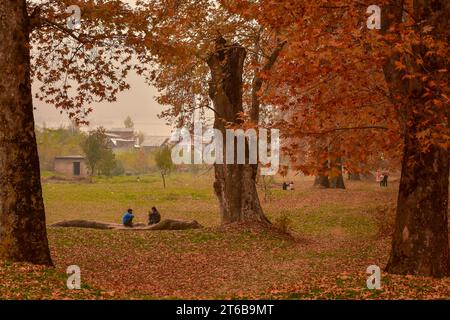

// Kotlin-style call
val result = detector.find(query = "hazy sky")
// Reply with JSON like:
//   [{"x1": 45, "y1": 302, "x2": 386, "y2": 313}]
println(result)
[
  {"x1": 32, "y1": 72, "x2": 174, "y2": 136},
  {"x1": 32, "y1": 0, "x2": 174, "y2": 136}
]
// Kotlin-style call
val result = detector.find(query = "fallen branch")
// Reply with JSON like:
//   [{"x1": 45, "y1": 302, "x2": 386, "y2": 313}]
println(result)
[{"x1": 51, "y1": 219, "x2": 203, "y2": 231}]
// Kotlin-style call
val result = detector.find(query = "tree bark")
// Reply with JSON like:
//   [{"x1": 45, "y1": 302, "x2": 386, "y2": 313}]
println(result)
[
  {"x1": 314, "y1": 161, "x2": 330, "y2": 188},
  {"x1": 382, "y1": 0, "x2": 450, "y2": 277},
  {"x1": 314, "y1": 175, "x2": 330, "y2": 188},
  {"x1": 386, "y1": 130, "x2": 449, "y2": 277},
  {"x1": 0, "y1": 0, "x2": 52, "y2": 265},
  {"x1": 329, "y1": 157, "x2": 346, "y2": 189},
  {"x1": 207, "y1": 38, "x2": 269, "y2": 224},
  {"x1": 348, "y1": 173, "x2": 361, "y2": 181},
  {"x1": 161, "y1": 172, "x2": 166, "y2": 189},
  {"x1": 329, "y1": 174, "x2": 346, "y2": 189}
]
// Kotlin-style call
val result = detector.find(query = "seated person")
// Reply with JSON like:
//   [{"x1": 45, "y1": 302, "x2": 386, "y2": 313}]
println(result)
[
  {"x1": 122, "y1": 208, "x2": 134, "y2": 227},
  {"x1": 148, "y1": 207, "x2": 161, "y2": 225}
]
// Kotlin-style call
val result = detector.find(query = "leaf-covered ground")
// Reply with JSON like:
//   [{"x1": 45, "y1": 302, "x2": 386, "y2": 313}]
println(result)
[
  {"x1": 1, "y1": 174, "x2": 449, "y2": 299},
  {"x1": 0, "y1": 261, "x2": 102, "y2": 299}
]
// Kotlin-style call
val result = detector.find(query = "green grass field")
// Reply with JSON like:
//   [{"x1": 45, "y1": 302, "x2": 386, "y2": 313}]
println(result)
[
  {"x1": 2, "y1": 173, "x2": 449, "y2": 299},
  {"x1": 43, "y1": 173, "x2": 220, "y2": 226}
]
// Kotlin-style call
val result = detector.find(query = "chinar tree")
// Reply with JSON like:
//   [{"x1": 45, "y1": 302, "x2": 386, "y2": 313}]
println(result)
[
  {"x1": 0, "y1": 0, "x2": 52, "y2": 265},
  {"x1": 0, "y1": 0, "x2": 135, "y2": 265},
  {"x1": 242, "y1": 0, "x2": 448, "y2": 277},
  {"x1": 381, "y1": 0, "x2": 449, "y2": 278},
  {"x1": 132, "y1": 0, "x2": 285, "y2": 224}
]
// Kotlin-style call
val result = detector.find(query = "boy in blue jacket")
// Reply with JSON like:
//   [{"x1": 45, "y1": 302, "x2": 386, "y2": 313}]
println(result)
[{"x1": 122, "y1": 208, "x2": 134, "y2": 227}]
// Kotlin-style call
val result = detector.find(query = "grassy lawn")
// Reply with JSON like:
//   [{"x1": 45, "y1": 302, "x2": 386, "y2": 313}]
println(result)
[
  {"x1": 42, "y1": 173, "x2": 219, "y2": 226},
  {"x1": 1, "y1": 173, "x2": 449, "y2": 299}
]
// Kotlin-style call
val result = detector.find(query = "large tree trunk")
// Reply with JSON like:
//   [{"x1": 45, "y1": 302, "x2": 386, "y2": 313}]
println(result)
[
  {"x1": 314, "y1": 158, "x2": 346, "y2": 189},
  {"x1": 0, "y1": 1, "x2": 53, "y2": 265},
  {"x1": 207, "y1": 38, "x2": 269, "y2": 224},
  {"x1": 386, "y1": 131, "x2": 449, "y2": 277},
  {"x1": 348, "y1": 173, "x2": 361, "y2": 181},
  {"x1": 314, "y1": 161, "x2": 330, "y2": 188},
  {"x1": 382, "y1": 0, "x2": 449, "y2": 277},
  {"x1": 314, "y1": 175, "x2": 330, "y2": 188},
  {"x1": 329, "y1": 174, "x2": 346, "y2": 189},
  {"x1": 329, "y1": 157, "x2": 346, "y2": 189}
]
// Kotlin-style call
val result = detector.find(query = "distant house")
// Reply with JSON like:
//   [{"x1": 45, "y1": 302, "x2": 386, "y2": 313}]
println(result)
[
  {"x1": 139, "y1": 136, "x2": 170, "y2": 152},
  {"x1": 105, "y1": 128, "x2": 137, "y2": 151},
  {"x1": 54, "y1": 155, "x2": 88, "y2": 178}
]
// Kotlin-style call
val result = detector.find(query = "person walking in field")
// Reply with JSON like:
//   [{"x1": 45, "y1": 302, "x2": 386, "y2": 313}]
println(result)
[
  {"x1": 376, "y1": 169, "x2": 382, "y2": 186},
  {"x1": 122, "y1": 208, "x2": 134, "y2": 227},
  {"x1": 148, "y1": 207, "x2": 161, "y2": 225},
  {"x1": 289, "y1": 181, "x2": 295, "y2": 191},
  {"x1": 382, "y1": 172, "x2": 389, "y2": 187}
]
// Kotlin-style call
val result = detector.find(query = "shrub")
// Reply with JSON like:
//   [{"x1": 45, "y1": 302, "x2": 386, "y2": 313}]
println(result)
[{"x1": 274, "y1": 211, "x2": 293, "y2": 234}]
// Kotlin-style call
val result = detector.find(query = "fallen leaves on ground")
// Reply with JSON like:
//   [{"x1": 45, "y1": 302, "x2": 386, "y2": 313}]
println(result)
[{"x1": 2, "y1": 178, "x2": 449, "y2": 300}]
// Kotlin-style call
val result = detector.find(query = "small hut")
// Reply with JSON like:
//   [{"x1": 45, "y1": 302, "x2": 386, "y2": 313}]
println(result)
[{"x1": 54, "y1": 155, "x2": 88, "y2": 178}]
